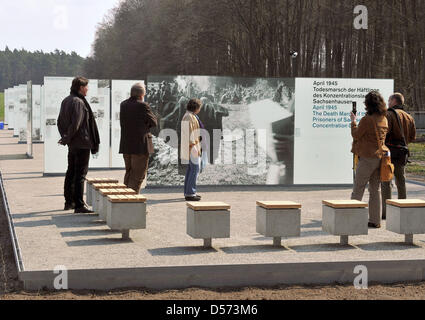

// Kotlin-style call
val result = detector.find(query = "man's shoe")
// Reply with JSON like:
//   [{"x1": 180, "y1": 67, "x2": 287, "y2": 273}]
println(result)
[
  {"x1": 185, "y1": 196, "x2": 201, "y2": 201},
  {"x1": 74, "y1": 206, "x2": 94, "y2": 214},
  {"x1": 368, "y1": 222, "x2": 381, "y2": 228},
  {"x1": 64, "y1": 203, "x2": 75, "y2": 211}
]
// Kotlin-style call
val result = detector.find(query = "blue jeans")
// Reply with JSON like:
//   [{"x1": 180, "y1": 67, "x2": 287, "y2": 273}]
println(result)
[{"x1": 184, "y1": 158, "x2": 200, "y2": 197}]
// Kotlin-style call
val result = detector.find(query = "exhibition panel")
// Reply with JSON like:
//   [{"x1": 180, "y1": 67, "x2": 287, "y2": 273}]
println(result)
[
  {"x1": 31, "y1": 85, "x2": 42, "y2": 141},
  {"x1": 14, "y1": 84, "x2": 27, "y2": 141},
  {"x1": 110, "y1": 80, "x2": 144, "y2": 168},
  {"x1": 40, "y1": 85, "x2": 45, "y2": 142},
  {"x1": 26, "y1": 81, "x2": 32, "y2": 157},
  {"x1": 4, "y1": 88, "x2": 8, "y2": 125},
  {"x1": 147, "y1": 75, "x2": 295, "y2": 186},
  {"x1": 43, "y1": 77, "x2": 111, "y2": 174},
  {"x1": 7, "y1": 87, "x2": 16, "y2": 131},
  {"x1": 293, "y1": 78, "x2": 394, "y2": 185}
]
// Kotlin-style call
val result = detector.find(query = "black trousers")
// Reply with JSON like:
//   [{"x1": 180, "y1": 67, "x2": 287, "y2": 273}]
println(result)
[{"x1": 64, "y1": 148, "x2": 90, "y2": 208}]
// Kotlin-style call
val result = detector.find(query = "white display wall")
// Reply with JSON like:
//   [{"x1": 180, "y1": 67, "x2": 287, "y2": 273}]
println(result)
[
  {"x1": 110, "y1": 80, "x2": 144, "y2": 168},
  {"x1": 14, "y1": 84, "x2": 28, "y2": 142},
  {"x1": 31, "y1": 85, "x2": 42, "y2": 141},
  {"x1": 26, "y1": 82, "x2": 33, "y2": 157},
  {"x1": 40, "y1": 85, "x2": 45, "y2": 141},
  {"x1": 4, "y1": 89, "x2": 8, "y2": 125},
  {"x1": 7, "y1": 87, "x2": 16, "y2": 132},
  {"x1": 43, "y1": 77, "x2": 111, "y2": 174},
  {"x1": 293, "y1": 78, "x2": 394, "y2": 184}
]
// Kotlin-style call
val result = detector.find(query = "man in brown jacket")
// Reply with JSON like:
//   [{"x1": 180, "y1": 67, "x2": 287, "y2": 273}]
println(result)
[
  {"x1": 119, "y1": 83, "x2": 157, "y2": 193},
  {"x1": 381, "y1": 93, "x2": 416, "y2": 219}
]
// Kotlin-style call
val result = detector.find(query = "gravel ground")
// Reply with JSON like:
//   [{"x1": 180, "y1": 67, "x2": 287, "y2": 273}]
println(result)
[{"x1": 1, "y1": 187, "x2": 425, "y2": 300}]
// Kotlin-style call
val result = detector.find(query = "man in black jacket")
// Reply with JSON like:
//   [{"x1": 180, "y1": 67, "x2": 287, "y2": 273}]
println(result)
[
  {"x1": 119, "y1": 83, "x2": 157, "y2": 193},
  {"x1": 57, "y1": 77, "x2": 100, "y2": 213}
]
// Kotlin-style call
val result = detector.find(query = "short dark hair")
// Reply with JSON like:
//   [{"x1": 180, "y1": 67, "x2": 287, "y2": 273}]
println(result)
[
  {"x1": 187, "y1": 98, "x2": 202, "y2": 112},
  {"x1": 390, "y1": 93, "x2": 405, "y2": 106},
  {"x1": 71, "y1": 77, "x2": 89, "y2": 94},
  {"x1": 364, "y1": 91, "x2": 387, "y2": 115}
]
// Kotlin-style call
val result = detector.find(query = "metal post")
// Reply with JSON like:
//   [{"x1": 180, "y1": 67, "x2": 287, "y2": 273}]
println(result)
[
  {"x1": 273, "y1": 237, "x2": 282, "y2": 247},
  {"x1": 340, "y1": 235, "x2": 349, "y2": 245},
  {"x1": 122, "y1": 230, "x2": 130, "y2": 240},
  {"x1": 203, "y1": 238, "x2": 212, "y2": 248},
  {"x1": 405, "y1": 234, "x2": 414, "y2": 245}
]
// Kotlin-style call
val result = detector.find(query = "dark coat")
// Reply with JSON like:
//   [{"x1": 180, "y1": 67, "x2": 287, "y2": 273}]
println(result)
[
  {"x1": 119, "y1": 97, "x2": 158, "y2": 155},
  {"x1": 57, "y1": 93, "x2": 100, "y2": 152},
  {"x1": 385, "y1": 106, "x2": 416, "y2": 146}
]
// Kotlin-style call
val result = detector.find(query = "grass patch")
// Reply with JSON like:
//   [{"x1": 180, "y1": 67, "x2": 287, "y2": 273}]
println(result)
[
  {"x1": 407, "y1": 163, "x2": 425, "y2": 176},
  {"x1": 409, "y1": 142, "x2": 425, "y2": 161},
  {"x1": 0, "y1": 92, "x2": 4, "y2": 122},
  {"x1": 407, "y1": 142, "x2": 425, "y2": 176}
]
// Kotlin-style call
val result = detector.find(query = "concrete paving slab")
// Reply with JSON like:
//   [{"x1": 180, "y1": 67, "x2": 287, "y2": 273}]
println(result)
[{"x1": 1, "y1": 129, "x2": 425, "y2": 290}]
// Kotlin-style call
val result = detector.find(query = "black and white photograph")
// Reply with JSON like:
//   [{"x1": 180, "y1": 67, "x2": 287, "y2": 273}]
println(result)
[{"x1": 147, "y1": 75, "x2": 295, "y2": 186}]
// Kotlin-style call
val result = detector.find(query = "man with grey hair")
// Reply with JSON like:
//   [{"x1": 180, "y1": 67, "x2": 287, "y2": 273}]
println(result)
[{"x1": 119, "y1": 82, "x2": 157, "y2": 193}]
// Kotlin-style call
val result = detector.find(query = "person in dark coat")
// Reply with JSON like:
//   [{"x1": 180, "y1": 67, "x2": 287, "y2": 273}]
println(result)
[
  {"x1": 119, "y1": 83, "x2": 157, "y2": 193},
  {"x1": 57, "y1": 77, "x2": 100, "y2": 213}
]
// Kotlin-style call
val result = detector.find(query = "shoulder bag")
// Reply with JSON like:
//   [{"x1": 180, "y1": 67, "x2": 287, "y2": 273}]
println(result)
[{"x1": 373, "y1": 120, "x2": 394, "y2": 182}]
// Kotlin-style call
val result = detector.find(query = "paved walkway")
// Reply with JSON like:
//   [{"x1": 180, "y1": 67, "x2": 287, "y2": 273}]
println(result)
[{"x1": 1, "y1": 129, "x2": 425, "y2": 273}]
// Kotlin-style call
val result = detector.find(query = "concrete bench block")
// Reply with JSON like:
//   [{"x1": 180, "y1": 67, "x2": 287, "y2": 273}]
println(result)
[
  {"x1": 186, "y1": 202, "x2": 231, "y2": 248},
  {"x1": 86, "y1": 178, "x2": 118, "y2": 206},
  {"x1": 86, "y1": 181, "x2": 93, "y2": 206},
  {"x1": 256, "y1": 201, "x2": 301, "y2": 246},
  {"x1": 99, "y1": 188, "x2": 137, "y2": 221},
  {"x1": 386, "y1": 199, "x2": 425, "y2": 244},
  {"x1": 92, "y1": 183, "x2": 126, "y2": 213},
  {"x1": 322, "y1": 200, "x2": 368, "y2": 245},
  {"x1": 106, "y1": 195, "x2": 147, "y2": 240}
]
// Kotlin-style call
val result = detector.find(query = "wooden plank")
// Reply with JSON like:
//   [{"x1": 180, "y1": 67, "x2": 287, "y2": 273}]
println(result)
[
  {"x1": 256, "y1": 201, "x2": 301, "y2": 209},
  {"x1": 93, "y1": 183, "x2": 120, "y2": 190},
  {"x1": 107, "y1": 194, "x2": 146, "y2": 203},
  {"x1": 187, "y1": 202, "x2": 231, "y2": 211},
  {"x1": 118, "y1": 188, "x2": 137, "y2": 194},
  {"x1": 99, "y1": 188, "x2": 117, "y2": 195},
  {"x1": 109, "y1": 183, "x2": 127, "y2": 188},
  {"x1": 86, "y1": 178, "x2": 118, "y2": 184},
  {"x1": 322, "y1": 200, "x2": 368, "y2": 208},
  {"x1": 107, "y1": 195, "x2": 120, "y2": 202},
  {"x1": 100, "y1": 188, "x2": 136, "y2": 196},
  {"x1": 386, "y1": 199, "x2": 425, "y2": 208}
]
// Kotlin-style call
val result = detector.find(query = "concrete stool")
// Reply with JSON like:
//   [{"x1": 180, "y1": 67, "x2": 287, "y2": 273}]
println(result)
[
  {"x1": 322, "y1": 200, "x2": 368, "y2": 245},
  {"x1": 186, "y1": 202, "x2": 231, "y2": 248},
  {"x1": 386, "y1": 199, "x2": 425, "y2": 244},
  {"x1": 92, "y1": 183, "x2": 126, "y2": 213},
  {"x1": 85, "y1": 178, "x2": 118, "y2": 206},
  {"x1": 98, "y1": 188, "x2": 137, "y2": 221},
  {"x1": 256, "y1": 201, "x2": 301, "y2": 247},
  {"x1": 106, "y1": 194, "x2": 147, "y2": 240}
]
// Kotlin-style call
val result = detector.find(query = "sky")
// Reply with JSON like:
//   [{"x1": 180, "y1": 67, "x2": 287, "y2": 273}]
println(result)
[{"x1": 0, "y1": 0, "x2": 120, "y2": 57}]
